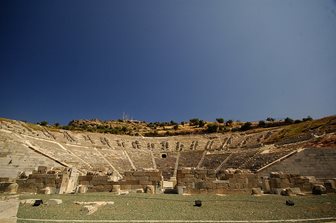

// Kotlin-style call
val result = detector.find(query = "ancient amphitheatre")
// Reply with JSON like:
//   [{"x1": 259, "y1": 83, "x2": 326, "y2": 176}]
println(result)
[{"x1": 0, "y1": 116, "x2": 336, "y2": 222}]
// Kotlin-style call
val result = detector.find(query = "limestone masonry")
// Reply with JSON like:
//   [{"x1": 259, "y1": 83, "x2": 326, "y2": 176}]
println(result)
[{"x1": 0, "y1": 117, "x2": 335, "y2": 195}]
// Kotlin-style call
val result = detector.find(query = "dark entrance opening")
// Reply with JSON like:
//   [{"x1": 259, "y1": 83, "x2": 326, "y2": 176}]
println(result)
[{"x1": 161, "y1": 153, "x2": 167, "y2": 158}]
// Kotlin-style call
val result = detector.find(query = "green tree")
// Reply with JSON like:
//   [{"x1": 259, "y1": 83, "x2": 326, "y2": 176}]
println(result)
[
  {"x1": 39, "y1": 121, "x2": 48, "y2": 126},
  {"x1": 302, "y1": 116, "x2": 313, "y2": 122},
  {"x1": 174, "y1": 125, "x2": 179, "y2": 130},
  {"x1": 189, "y1": 118, "x2": 200, "y2": 126},
  {"x1": 170, "y1": 120, "x2": 177, "y2": 125},
  {"x1": 258, "y1": 120, "x2": 266, "y2": 127},
  {"x1": 240, "y1": 122, "x2": 252, "y2": 131},
  {"x1": 198, "y1": 120, "x2": 206, "y2": 127},
  {"x1": 206, "y1": 123, "x2": 219, "y2": 133},
  {"x1": 216, "y1": 118, "x2": 224, "y2": 123},
  {"x1": 226, "y1": 120, "x2": 233, "y2": 126},
  {"x1": 284, "y1": 117, "x2": 294, "y2": 124}
]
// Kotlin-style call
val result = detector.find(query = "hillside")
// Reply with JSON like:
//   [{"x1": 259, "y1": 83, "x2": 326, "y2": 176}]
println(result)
[{"x1": 30, "y1": 115, "x2": 336, "y2": 138}]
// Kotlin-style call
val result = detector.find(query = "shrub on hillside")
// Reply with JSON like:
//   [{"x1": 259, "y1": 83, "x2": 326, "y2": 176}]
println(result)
[
  {"x1": 302, "y1": 116, "x2": 313, "y2": 122},
  {"x1": 216, "y1": 118, "x2": 224, "y2": 123},
  {"x1": 189, "y1": 118, "x2": 200, "y2": 126},
  {"x1": 240, "y1": 122, "x2": 252, "y2": 131},
  {"x1": 206, "y1": 123, "x2": 219, "y2": 133},
  {"x1": 258, "y1": 120, "x2": 266, "y2": 127},
  {"x1": 218, "y1": 125, "x2": 228, "y2": 132},
  {"x1": 284, "y1": 117, "x2": 294, "y2": 124},
  {"x1": 198, "y1": 120, "x2": 206, "y2": 127},
  {"x1": 226, "y1": 120, "x2": 233, "y2": 126},
  {"x1": 39, "y1": 121, "x2": 48, "y2": 126},
  {"x1": 170, "y1": 120, "x2": 177, "y2": 125}
]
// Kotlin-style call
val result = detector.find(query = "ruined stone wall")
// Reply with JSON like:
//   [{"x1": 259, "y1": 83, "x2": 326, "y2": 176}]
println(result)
[
  {"x1": 78, "y1": 175, "x2": 113, "y2": 192},
  {"x1": 261, "y1": 172, "x2": 336, "y2": 194},
  {"x1": 258, "y1": 148, "x2": 336, "y2": 178},
  {"x1": 262, "y1": 172, "x2": 315, "y2": 193},
  {"x1": 123, "y1": 170, "x2": 161, "y2": 185},
  {"x1": 177, "y1": 168, "x2": 335, "y2": 195},
  {"x1": 16, "y1": 167, "x2": 70, "y2": 194},
  {"x1": 78, "y1": 170, "x2": 162, "y2": 192},
  {"x1": 177, "y1": 168, "x2": 259, "y2": 194}
]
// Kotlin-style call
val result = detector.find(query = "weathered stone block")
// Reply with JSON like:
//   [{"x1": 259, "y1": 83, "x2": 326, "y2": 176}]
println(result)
[
  {"x1": 262, "y1": 179, "x2": 271, "y2": 193},
  {"x1": 195, "y1": 181, "x2": 206, "y2": 189},
  {"x1": 251, "y1": 188, "x2": 262, "y2": 195},
  {"x1": 112, "y1": 185, "x2": 120, "y2": 193},
  {"x1": 81, "y1": 205, "x2": 98, "y2": 215},
  {"x1": 139, "y1": 180, "x2": 153, "y2": 185},
  {"x1": 119, "y1": 180, "x2": 140, "y2": 185},
  {"x1": 120, "y1": 185, "x2": 132, "y2": 190},
  {"x1": 26, "y1": 179, "x2": 36, "y2": 184},
  {"x1": 2, "y1": 183, "x2": 18, "y2": 194},
  {"x1": 47, "y1": 199, "x2": 62, "y2": 205},
  {"x1": 79, "y1": 181, "x2": 90, "y2": 185},
  {"x1": 149, "y1": 177, "x2": 161, "y2": 181},
  {"x1": 37, "y1": 166, "x2": 48, "y2": 174},
  {"x1": 92, "y1": 176, "x2": 108, "y2": 181},
  {"x1": 78, "y1": 176, "x2": 93, "y2": 182},
  {"x1": 38, "y1": 186, "x2": 56, "y2": 194},
  {"x1": 181, "y1": 177, "x2": 195, "y2": 183},
  {"x1": 183, "y1": 174, "x2": 195, "y2": 178},
  {"x1": 78, "y1": 185, "x2": 88, "y2": 193},
  {"x1": 124, "y1": 172, "x2": 134, "y2": 177},
  {"x1": 131, "y1": 185, "x2": 143, "y2": 190},
  {"x1": 0, "y1": 177, "x2": 10, "y2": 182},
  {"x1": 145, "y1": 185, "x2": 155, "y2": 194},
  {"x1": 270, "y1": 172, "x2": 281, "y2": 178},
  {"x1": 312, "y1": 185, "x2": 327, "y2": 195},
  {"x1": 324, "y1": 180, "x2": 336, "y2": 193}
]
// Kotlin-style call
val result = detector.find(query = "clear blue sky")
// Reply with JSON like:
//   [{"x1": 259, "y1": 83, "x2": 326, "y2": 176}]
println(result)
[{"x1": 1, "y1": 0, "x2": 336, "y2": 125}]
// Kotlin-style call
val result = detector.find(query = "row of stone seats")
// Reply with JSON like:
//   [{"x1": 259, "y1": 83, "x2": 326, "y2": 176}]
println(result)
[
  {"x1": 240, "y1": 147, "x2": 297, "y2": 171},
  {"x1": 0, "y1": 132, "x2": 64, "y2": 178},
  {"x1": 1, "y1": 119, "x2": 313, "y2": 178},
  {"x1": 28, "y1": 138, "x2": 75, "y2": 162},
  {"x1": 225, "y1": 134, "x2": 246, "y2": 148},
  {"x1": 220, "y1": 150, "x2": 259, "y2": 170},
  {"x1": 63, "y1": 145, "x2": 111, "y2": 168},
  {"x1": 201, "y1": 153, "x2": 231, "y2": 169},
  {"x1": 239, "y1": 132, "x2": 266, "y2": 148},
  {"x1": 94, "y1": 147, "x2": 133, "y2": 173},
  {"x1": 126, "y1": 149, "x2": 153, "y2": 169},
  {"x1": 275, "y1": 133, "x2": 313, "y2": 145},
  {"x1": 178, "y1": 151, "x2": 204, "y2": 168},
  {"x1": 15, "y1": 122, "x2": 274, "y2": 152}
]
